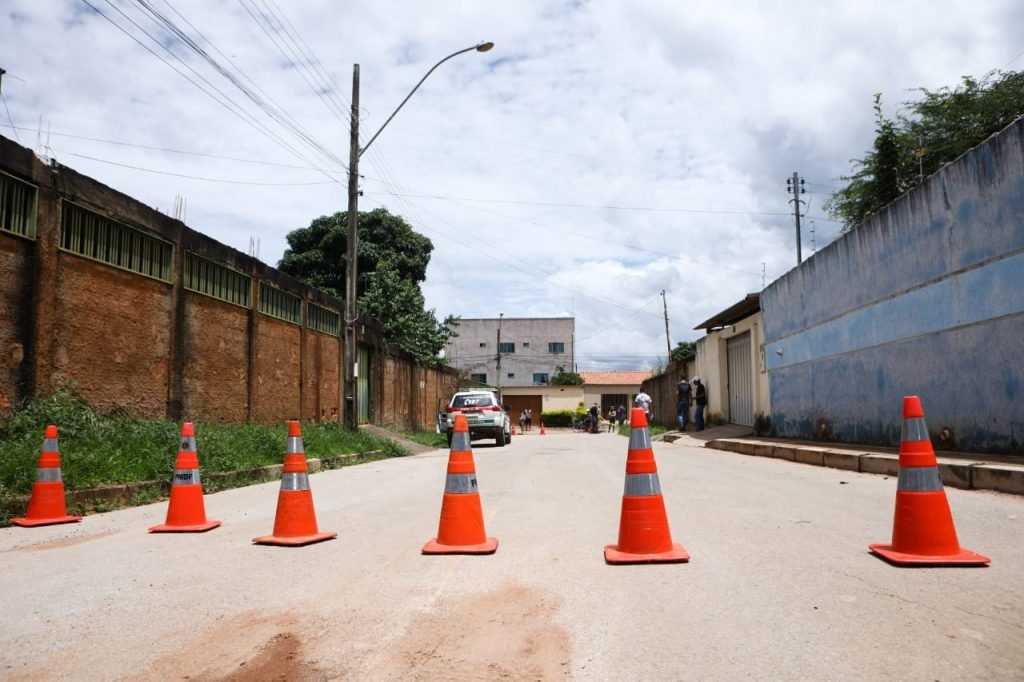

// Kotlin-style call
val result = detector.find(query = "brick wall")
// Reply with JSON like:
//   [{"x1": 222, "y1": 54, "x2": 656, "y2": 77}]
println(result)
[
  {"x1": 50, "y1": 255, "x2": 171, "y2": 418},
  {"x1": 0, "y1": 133, "x2": 456, "y2": 429},
  {"x1": 181, "y1": 292, "x2": 249, "y2": 423},
  {"x1": 0, "y1": 234, "x2": 32, "y2": 417}
]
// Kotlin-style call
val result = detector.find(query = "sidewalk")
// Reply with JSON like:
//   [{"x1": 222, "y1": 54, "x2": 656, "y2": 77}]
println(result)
[{"x1": 659, "y1": 424, "x2": 1024, "y2": 497}]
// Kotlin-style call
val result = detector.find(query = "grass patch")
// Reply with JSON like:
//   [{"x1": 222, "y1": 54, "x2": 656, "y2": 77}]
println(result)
[
  {"x1": 0, "y1": 388, "x2": 409, "y2": 525},
  {"x1": 396, "y1": 430, "x2": 448, "y2": 449}
]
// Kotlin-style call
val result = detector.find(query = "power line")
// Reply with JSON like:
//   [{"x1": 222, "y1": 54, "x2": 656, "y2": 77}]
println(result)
[
  {"x1": 54, "y1": 149, "x2": 338, "y2": 186},
  {"x1": 0, "y1": 123, "x2": 342, "y2": 171},
  {"x1": 129, "y1": 0, "x2": 348, "y2": 173},
  {"x1": 0, "y1": 68, "x2": 19, "y2": 144},
  {"x1": 81, "y1": 0, "x2": 330, "y2": 177},
  {"x1": 365, "y1": 190, "x2": 801, "y2": 218}
]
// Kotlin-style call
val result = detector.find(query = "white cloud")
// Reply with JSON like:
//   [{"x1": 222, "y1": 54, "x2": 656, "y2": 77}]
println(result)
[{"x1": 2, "y1": 0, "x2": 1020, "y2": 370}]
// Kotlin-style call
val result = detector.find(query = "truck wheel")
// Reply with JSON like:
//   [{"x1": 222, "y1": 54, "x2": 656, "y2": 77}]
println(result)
[{"x1": 496, "y1": 429, "x2": 506, "y2": 447}]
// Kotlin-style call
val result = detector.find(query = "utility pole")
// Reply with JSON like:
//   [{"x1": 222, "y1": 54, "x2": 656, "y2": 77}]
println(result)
[
  {"x1": 786, "y1": 172, "x2": 806, "y2": 265},
  {"x1": 661, "y1": 289, "x2": 672, "y2": 364},
  {"x1": 496, "y1": 313, "x2": 503, "y2": 389},
  {"x1": 344, "y1": 64, "x2": 361, "y2": 431}
]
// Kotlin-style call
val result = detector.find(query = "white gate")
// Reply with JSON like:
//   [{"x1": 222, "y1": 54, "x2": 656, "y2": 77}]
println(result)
[{"x1": 727, "y1": 332, "x2": 754, "y2": 427}]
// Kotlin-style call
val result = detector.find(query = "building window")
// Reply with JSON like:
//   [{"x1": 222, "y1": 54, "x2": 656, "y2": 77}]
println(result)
[
  {"x1": 548, "y1": 342, "x2": 565, "y2": 353},
  {"x1": 479, "y1": 342, "x2": 487, "y2": 347},
  {"x1": 533, "y1": 373, "x2": 549, "y2": 385},
  {"x1": 308, "y1": 303, "x2": 340, "y2": 335},
  {"x1": 522, "y1": 341, "x2": 530, "y2": 347},
  {"x1": 60, "y1": 201, "x2": 173, "y2": 282},
  {"x1": 498, "y1": 342, "x2": 515, "y2": 353},
  {"x1": 0, "y1": 171, "x2": 38, "y2": 239},
  {"x1": 184, "y1": 252, "x2": 251, "y2": 307},
  {"x1": 258, "y1": 282, "x2": 301, "y2": 324},
  {"x1": 471, "y1": 373, "x2": 487, "y2": 384},
  {"x1": 507, "y1": 373, "x2": 515, "y2": 379}
]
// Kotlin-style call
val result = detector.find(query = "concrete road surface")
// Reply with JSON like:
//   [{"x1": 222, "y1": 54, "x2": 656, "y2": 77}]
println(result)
[{"x1": 2, "y1": 430, "x2": 1022, "y2": 680}]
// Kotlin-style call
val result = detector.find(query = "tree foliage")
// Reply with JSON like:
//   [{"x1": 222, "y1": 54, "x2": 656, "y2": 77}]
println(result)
[
  {"x1": 278, "y1": 208, "x2": 458, "y2": 365},
  {"x1": 670, "y1": 341, "x2": 696, "y2": 364},
  {"x1": 549, "y1": 366, "x2": 584, "y2": 385},
  {"x1": 827, "y1": 70, "x2": 1024, "y2": 230}
]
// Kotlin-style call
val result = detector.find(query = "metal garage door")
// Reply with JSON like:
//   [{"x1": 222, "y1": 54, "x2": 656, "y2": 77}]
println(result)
[{"x1": 727, "y1": 332, "x2": 754, "y2": 427}]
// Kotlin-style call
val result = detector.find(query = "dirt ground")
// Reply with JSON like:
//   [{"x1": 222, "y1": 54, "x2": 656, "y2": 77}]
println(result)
[{"x1": 127, "y1": 583, "x2": 569, "y2": 681}]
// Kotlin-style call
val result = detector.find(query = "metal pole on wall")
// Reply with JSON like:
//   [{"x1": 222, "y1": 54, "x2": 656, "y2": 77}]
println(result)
[
  {"x1": 342, "y1": 42, "x2": 493, "y2": 432},
  {"x1": 344, "y1": 65, "x2": 361, "y2": 431}
]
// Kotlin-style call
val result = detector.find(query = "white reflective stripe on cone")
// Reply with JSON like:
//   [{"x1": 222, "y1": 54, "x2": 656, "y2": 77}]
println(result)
[
  {"x1": 624, "y1": 473, "x2": 662, "y2": 496},
  {"x1": 172, "y1": 468, "x2": 201, "y2": 485},
  {"x1": 900, "y1": 417, "x2": 929, "y2": 442},
  {"x1": 179, "y1": 436, "x2": 196, "y2": 451},
  {"x1": 43, "y1": 438, "x2": 59, "y2": 452},
  {"x1": 35, "y1": 468, "x2": 62, "y2": 482},
  {"x1": 450, "y1": 431, "x2": 471, "y2": 451},
  {"x1": 445, "y1": 473, "x2": 478, "y2": 494},
  {"x1": 286, "y1": 436, "x2": 305, "y2": 454},
  {"x1": 897, "y1": 467, "x2": 944, "y2": 492},
  {"x1": 280, "y1": 472, "x2": 310, "y2": 491},
  {"x1": 628, "y1": 427, "x2": 652, "y2": 450}
]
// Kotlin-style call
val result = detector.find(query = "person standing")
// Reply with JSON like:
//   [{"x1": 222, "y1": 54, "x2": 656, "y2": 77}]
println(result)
[
  {"x1": 524, "y1": 408, "x2": 532, "y2": 432},
  {"x1": 616, "y1": 404, "x2": 626, "y2": 429},
  {"x1": 589, "y1": 403, "x2": 600, "y2": 433},
  {"x1": 676, "y1": 374, "x2": 692, "y2": 431},
  {"x1": 693, "y1": 377, "x2": 707, "y2": 431},
  {"x1": 607, "y1": 406, "x2": 617, "y2": 432},
  {"x1": 634, "y1": 390, "x2": 653, "y2": 423}
]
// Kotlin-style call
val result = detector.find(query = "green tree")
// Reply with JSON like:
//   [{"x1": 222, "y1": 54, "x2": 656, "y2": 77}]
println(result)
[
  {"x1": 549, "y1": 366, "x2": 584, "y2": 385},
  {"x1": 670, "y1": 341, "x2": 696, "y2": 364},
  {"x1": 827, "y1": 71, "x2": 1024, "y2": 230},
  {"x1": 278, "y1": 208, "x2": 457, "y2": 365},
  {"x1": 826, "y1": 94, "x2": 915, "y2": 230}
]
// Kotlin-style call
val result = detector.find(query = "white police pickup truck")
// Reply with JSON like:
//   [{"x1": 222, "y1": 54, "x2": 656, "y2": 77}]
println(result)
[{"x1": 443, "y1": 390, "x2": 511, "y2": 447}]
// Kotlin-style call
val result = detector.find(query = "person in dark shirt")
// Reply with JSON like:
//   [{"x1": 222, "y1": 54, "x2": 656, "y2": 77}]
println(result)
[
  {"x1": 588, "y1": 403, "x2": 600, "y2": 433},
  {"x1": 676, "y1": 375, "x2": 692, "y2": 431},
  {"x1": 693, "y1": 377, "x2": 707, "y2": 431}
]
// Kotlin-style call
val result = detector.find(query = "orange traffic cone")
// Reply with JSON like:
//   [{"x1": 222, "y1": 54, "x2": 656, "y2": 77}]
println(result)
[
  {"x1": 539, "y1": 421, "x2": 546, "y2": 435},
  {"x1": 253, "y1": 421, "x2": 337, "y2": 547},
  {"x1": 422, "y1": 414, "x2": 498, "y2": 554},
  {"x1": 149, "y1": 423, "x2": 220, "y2": 533},
  {"x1": 869, "y1": 396, "x2": 989, "y2": 566},
  {"x1": 12, "y1": 425, "x2": 82, "y2": 527},
  {"x1": 511, "y1": 424, "x2": 517, "y2": 436},
  {"x1": 605, "y1": 408, "x2": 689, "y2": 564}
]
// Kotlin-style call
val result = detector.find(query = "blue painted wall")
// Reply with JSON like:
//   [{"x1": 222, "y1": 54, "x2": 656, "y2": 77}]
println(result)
[{"x1": 763, "y1": 119, "x2": 1024, "y2": 453}]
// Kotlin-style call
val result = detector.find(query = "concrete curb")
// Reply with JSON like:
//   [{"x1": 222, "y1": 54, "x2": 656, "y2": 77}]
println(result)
[
  {"x1": 12, "y1": 450, "x2": 388, "y2": 514},
  {"x1": 704, "y1": 438, "x2": 1024, "y2": 496}
]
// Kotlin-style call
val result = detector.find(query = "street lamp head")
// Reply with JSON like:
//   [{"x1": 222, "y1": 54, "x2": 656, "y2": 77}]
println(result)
[{"x1": 476, "y1": 41, "x2": 495, "y2": 52}]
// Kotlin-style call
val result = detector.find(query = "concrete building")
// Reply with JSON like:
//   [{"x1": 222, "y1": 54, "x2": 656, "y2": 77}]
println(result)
[
  {"x1": 692, "y1": 294, "x2": 770, "y2": 429},
  {"x1": 444, "y1": 317, "x2": 575, "y2": 424},
  {"x1": 444, "y1": 317, "x2": 575, "y2": 388},
  {"x1": 579, "y1": 371, "x2": 652, "y2": 414}
]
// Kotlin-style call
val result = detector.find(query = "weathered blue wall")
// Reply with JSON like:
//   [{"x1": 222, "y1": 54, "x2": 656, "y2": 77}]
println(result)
[{"x1": 762, "y1": 118, "x2": 1024, "y2": 453}]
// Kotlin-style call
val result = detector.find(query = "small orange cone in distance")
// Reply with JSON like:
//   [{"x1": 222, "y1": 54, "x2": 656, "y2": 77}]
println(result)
[
  {"x1": 422, "y1": 413, "x2": 498, "y2": 554},
  {"x1": 539, "y1": 421, "x2": 546, "y2": 435},
  {"x1": 253, "y1": 421, "x2": 337, "y2": 547},
  {"x1": 869, "y1": 396, "x2": 989, "y2": 566},
  {"x1": 12, "y1": 425, "x2": 82, "y2": 527},
  {"x1": 605, "y1": 408, "x2": 689, "y2": 564},
  {"x1": 149, "y1": 423, "x2": 220, "y2": 533}
]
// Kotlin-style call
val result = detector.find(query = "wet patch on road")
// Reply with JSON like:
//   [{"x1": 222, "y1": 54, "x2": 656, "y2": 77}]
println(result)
[
  {"x1": 372, "y1": 582, "x2": 571, "y2": 680},
  {"x1": 10, "y1": 528, "x2": 117, "y2": 552}
]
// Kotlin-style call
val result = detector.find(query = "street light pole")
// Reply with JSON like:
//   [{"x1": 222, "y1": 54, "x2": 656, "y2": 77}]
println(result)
[
  {"x1": 496, "y1": 313, "x2": 503, "y2": 390},
  {"x1": 343, "y1": 42, "x2": 494, "y2": 431}
]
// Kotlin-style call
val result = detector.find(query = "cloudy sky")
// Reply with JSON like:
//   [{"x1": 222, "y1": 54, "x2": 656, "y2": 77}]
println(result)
[{"x1": 3, "y1": 1, "x2": 1022, "y2": 370}]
